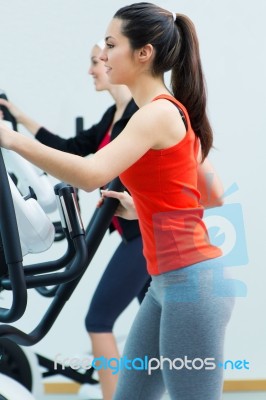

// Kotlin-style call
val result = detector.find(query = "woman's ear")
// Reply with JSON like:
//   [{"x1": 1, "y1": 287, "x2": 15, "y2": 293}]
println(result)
[{"x1": 138, "y1": 44, "x2": 154, "y2": 63}]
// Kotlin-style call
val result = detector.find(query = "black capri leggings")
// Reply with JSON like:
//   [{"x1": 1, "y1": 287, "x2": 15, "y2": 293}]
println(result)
[{"x1": 85, "y1": 236, "x2": 151, "y2": 333}]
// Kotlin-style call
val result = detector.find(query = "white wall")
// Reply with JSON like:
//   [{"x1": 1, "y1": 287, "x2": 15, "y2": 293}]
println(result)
[{"x1": 0, "y1": 0, "x2": 265, "y2": 382}]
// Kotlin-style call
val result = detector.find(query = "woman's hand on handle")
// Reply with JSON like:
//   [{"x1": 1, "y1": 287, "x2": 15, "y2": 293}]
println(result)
[
  {"x1": 0, "y1": 120, "x2": 18, "y2": 149},
  {"x1": 0, "y1": 98, "x2": 23, "y2": 122},
  {"x1": 0, "y1": 98, "x2": 41, "y2": 136},
  {"x1": 100, "y1": 189, "x2": 138, "y2": 220}
]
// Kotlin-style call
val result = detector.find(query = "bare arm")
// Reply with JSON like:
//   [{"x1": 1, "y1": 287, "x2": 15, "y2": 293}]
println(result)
[
  {"x1": 0, "y1": 98, "x2": 41, "y2": 135},
  {"x1": 0, "y1": 101, "x2": 182, "y2": 192}
]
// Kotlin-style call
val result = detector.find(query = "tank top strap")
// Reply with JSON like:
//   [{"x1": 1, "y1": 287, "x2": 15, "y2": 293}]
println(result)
[
  {"x1": 152, "y1": 94, "x2": 199, "y2": 159},
  {"x1": 152, "y1": 94, "x2": 192, "y2": 131}
]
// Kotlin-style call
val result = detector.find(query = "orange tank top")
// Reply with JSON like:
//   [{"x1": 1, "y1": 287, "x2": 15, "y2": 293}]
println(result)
[{"x1": 120, "y1": 94, "x2": 221, "y2": 275}]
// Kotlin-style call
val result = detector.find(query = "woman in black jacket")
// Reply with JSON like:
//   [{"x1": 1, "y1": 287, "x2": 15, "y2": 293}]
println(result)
[{"x1": 0, "y1": 41, "x2": 150, "y2": 400}]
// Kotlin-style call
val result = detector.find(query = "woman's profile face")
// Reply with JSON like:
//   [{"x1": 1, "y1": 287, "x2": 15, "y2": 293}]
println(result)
[
  {"x1": 101, "y1": 18, "x2": 138, "y2": 86},
  {"x1": 88, "y1": 45, "x2": 110, "y2": 91}
]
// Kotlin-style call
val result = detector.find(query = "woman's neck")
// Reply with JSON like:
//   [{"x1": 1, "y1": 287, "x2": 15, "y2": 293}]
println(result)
[
  {"x1": 128, "y1": 74, "x2": 170, "y2": 108},
  {"x1": 108, "y1": 85, "x2": 132, "y2": 124},
  {"x1": 109, "y1": 85, "x2": 132, "y2": 113}
]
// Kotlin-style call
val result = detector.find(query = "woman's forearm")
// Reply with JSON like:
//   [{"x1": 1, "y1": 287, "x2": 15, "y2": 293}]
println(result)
[
  {"x1": 0, "y1": 98, "x2": 41, "y2": 136},
  {"x1": 18, "y1": 113, "x2": 41, "y2": 136},
  {"x1": 10, "y1": 132, "x2": 100, "y2": 191}
]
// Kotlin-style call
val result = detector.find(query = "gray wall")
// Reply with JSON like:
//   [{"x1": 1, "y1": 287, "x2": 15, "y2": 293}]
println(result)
[{"x1": 0, "y1": 0, "x2": 265, "y2": 381}]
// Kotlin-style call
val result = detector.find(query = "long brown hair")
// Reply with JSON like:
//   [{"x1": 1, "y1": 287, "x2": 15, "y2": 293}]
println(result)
[{"x1": 114, "y1": 2, "x2": 213, "y2": 159}]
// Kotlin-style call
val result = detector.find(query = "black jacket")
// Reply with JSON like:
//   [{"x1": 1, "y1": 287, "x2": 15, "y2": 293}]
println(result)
[{"x1": 36, "y1": 99, "x2": 140, "y2": 241}]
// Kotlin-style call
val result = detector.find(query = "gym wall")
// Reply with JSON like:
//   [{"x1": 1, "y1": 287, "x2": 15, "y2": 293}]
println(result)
[{"x1": 0, "y1": 0, "x2": 265, "y2": 387}]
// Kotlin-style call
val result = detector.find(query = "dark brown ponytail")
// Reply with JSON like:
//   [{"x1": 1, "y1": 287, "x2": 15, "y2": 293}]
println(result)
[
  {"x1": 114, "y1": 3, "x2": 213, "y2": 160},
  {"x1": 171, "y1": 14, "x2": 213, "y2": 160}
]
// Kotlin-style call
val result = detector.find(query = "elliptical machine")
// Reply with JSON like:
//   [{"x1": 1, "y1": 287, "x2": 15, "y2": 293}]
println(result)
[{"x1": 0, "y1": 102, "x2": 123, "y2": 398}]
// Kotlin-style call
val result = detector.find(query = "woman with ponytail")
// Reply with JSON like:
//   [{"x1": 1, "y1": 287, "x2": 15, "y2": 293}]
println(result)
[{"x1": 0, "y1": 3, "x2": 233, "y2": 399}]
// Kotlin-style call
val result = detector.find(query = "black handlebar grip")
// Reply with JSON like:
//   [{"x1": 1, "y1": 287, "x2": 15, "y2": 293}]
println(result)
[{"x1": 0, "y1": 90, "x2": 18, "y2": 131}]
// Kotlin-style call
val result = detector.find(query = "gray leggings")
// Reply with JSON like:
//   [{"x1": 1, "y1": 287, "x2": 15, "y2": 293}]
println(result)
[{"x1": 113, "y1": 258, "x2": 235, "y2": 400}]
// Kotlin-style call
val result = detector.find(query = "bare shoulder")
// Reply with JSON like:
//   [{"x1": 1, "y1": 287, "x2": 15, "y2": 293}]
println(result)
[
  {"x1": 128, "y1": 98, "x2": 186, "y2": 149},
  {"x1": 135, "y1": 99, "x2": 180, "y2": 122},
  {"x1": 126, "y1": 99, "x2": 182, "y2": 132}
]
